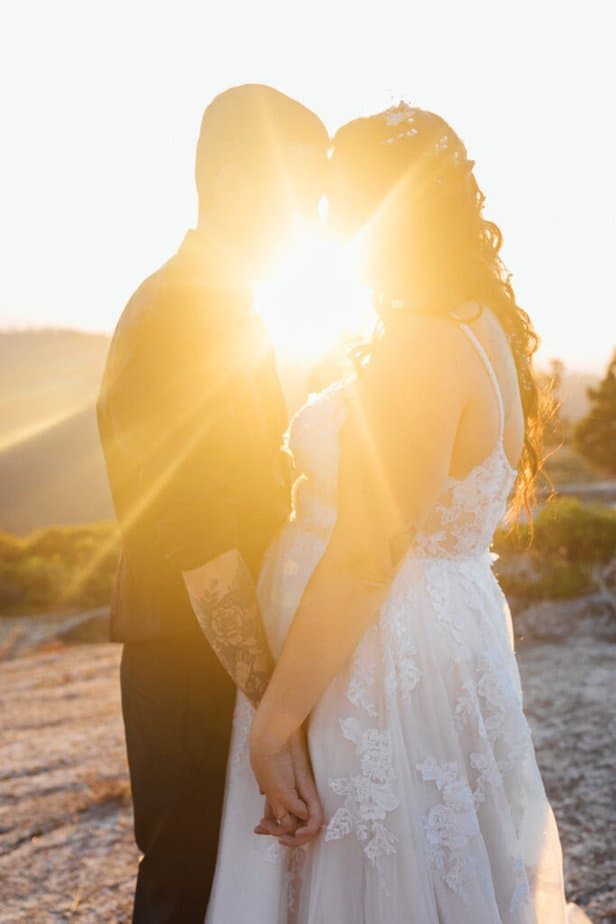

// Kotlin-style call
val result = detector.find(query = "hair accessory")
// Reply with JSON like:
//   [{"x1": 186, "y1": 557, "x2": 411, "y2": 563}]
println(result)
[
  {"x1": 385, "y1": 129, "x2": 417, "y2": 145},
  {"x1": 385, "y1": 104, "x2": 415, "y2": 126},
  {"x1": 383, "y1": 105, "x2": 420, "y2": 145},
  {"x1": 380, "y1": 107, "x2": 473, "y2": 181}
]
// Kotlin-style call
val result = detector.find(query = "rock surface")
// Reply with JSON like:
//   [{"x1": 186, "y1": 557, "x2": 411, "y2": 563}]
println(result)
[
  {"x1": 517, "y1": 631, "x2": 616, "y2": 923},
  {"x1": 0, "y1": 608, "x2": 112, "y2": 661},
  {"x1": 514, "y1": 590, "x2": 616, "y2": 644},
  {"x1": 0, "y1": 645, "x2": 137, "y2": 922},
  {"x1": 0, "y1": 630, "x2": 613, "y2": 922}
]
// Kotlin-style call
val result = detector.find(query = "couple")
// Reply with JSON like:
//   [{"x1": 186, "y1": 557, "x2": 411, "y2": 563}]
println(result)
[{"x1": 98, "y1": 85, "x2": 588, "y2": 923}]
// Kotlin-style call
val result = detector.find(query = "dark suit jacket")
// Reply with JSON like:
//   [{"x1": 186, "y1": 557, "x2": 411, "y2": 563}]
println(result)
[{"x1": 97, "y1": 231, "x2": 292, "y2": 641}]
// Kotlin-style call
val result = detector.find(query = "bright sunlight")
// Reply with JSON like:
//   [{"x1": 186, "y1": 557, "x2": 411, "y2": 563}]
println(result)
[{"x1": 254, "y1": 226, "x2": 375, "y2": 362}]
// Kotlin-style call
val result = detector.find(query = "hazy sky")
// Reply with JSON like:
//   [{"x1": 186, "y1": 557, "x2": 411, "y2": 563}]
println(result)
[{"x1": 1, "y1": 0, "x2": 614, "y2": 371}]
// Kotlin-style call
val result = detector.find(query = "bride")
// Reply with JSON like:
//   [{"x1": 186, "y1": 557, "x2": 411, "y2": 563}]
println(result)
[{"x1": 206, "y1": 104, "x2": 591, "y2": 923}]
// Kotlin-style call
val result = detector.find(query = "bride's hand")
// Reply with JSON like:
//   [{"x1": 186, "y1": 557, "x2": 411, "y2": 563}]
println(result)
[
  {"x1": 254, "y1": 797, "x2": 299, "y2": 838},
  {"x1": 280, "y1": 728, "x2": 324, "y2": 847},
  {"x1": 252, "y1": 727, "x2": 324, "y2": 847},
  {"x1": 250, "y1": 723, "x2": 309, "y2": 834}
]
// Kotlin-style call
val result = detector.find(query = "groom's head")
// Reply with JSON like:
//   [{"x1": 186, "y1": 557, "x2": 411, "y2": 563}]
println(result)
[{"x1": 195, "y1": 84, "x2": 328, "y2": 275}]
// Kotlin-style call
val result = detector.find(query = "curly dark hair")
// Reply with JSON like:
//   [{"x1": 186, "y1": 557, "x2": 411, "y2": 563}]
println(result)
[{"x1": 329, "y1": 103, "x2": 546, "y2": 521}]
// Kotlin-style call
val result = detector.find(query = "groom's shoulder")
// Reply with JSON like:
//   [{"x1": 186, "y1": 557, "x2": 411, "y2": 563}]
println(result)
[{"x1": 113, "y1": 253, "x2": 212, "y2": 344}]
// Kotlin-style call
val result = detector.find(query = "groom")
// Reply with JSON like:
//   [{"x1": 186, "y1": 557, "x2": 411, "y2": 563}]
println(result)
[{"x1": 98, "y1": 85, "x2": 328, "y2": 923}]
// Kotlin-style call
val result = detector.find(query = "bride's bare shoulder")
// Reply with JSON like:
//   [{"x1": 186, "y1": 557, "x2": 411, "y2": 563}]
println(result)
[{"x1": 366, "y1": 312, "x2": 468, "y2": 389}]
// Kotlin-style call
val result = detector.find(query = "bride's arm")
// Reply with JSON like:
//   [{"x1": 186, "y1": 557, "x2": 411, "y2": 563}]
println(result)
[{"x1": 250, "y1": 317, "x2": 466, "y2": 769}]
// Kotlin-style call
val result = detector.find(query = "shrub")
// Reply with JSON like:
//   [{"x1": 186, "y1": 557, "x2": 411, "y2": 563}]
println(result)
[
  {"x1": 533, "y1": 498, "x2": 616, "y2": 563},
  {"x1": 0, "y1": 532, "x2": 26, "y2": 562},
  {"x1": 0, "y1": 522, "x2": 120, "y2": 618},
  {"x1": 494, "y1": 497, "x2": 616, "y2": 602},
  {"x1": 495, "y1": 497, "x2": 616, "y2": 563},
  {"x1": 495, "y1": 559, "x2": 592, "y2": 602}
]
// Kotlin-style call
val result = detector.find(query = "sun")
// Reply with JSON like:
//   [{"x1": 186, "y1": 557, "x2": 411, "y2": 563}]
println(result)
[{"x1": 253, "y1": 229, "x2": 375, "y2": 363}]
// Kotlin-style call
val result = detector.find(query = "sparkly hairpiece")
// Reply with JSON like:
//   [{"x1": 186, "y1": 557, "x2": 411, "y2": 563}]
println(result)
[
  {"x1": 382, "y1": 104, "x2": 419, "y2": 144},
  {"x1": 381, "y1": 105, "x2": 468, "y2": 167}
]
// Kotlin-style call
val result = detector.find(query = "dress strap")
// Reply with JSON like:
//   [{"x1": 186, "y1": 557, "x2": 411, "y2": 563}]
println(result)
[{"x1": 457, "y1": 323, "x2": 505, "y2": 441}]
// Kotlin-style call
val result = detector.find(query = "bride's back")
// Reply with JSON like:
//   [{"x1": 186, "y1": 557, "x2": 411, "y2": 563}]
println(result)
[{"x1": 341, "y1": 305, "x2": 523, "y2": 563}]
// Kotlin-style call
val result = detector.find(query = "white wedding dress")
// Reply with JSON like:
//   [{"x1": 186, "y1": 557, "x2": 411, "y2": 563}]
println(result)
[{"x1": 206, "y1": 324, "x2": 590, "y2": 923}]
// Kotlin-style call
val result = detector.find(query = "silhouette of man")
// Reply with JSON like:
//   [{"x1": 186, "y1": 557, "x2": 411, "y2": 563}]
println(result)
[{"x1": 98, "y1": 85, "x2": 328, "y2": 923}]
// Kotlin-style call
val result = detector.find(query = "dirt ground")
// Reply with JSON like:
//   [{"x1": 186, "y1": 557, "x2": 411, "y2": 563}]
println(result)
[{"x1": 0, "y1": 634, "x2": 613, "y2": 923}]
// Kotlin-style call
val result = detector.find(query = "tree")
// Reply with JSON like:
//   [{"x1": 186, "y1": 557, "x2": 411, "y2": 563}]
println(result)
[{"x1": 574, "y1": 350, "x2": 616, "y2": 474}]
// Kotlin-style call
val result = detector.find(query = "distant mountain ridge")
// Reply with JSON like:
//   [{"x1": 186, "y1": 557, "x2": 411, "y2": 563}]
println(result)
[
  {"x1": 0, "y1": 404, "x2": 114, "y2": 534},
  {"x1": 0, "y1": 329, "x2": 110, "y2": 450},
  {"x1": 0, "y1": 330, "x2": 113, "y2": 533}
]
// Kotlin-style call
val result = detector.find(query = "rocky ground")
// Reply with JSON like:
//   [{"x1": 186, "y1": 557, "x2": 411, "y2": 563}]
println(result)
[
  {"x1": 518, "y1": 634, "x2": 615, "y2": 922},
  {"x1": 0, "y1": 608, "x2": 614, "y2": 923},
  {"x1": 0, "y1": 645, "x2": 136, "y2": 922}
]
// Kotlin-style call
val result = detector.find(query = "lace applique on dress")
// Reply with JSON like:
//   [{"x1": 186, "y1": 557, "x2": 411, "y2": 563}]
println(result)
[
  {"x1": 415, "y1": 652, "x2": 535, "y2": 899},
  {"x1": 334, "y1": 601, "x2": 421, "y2": 881},
  {"x1": 452, "y1": 655, "x2": 533, "y2": 809},
  {"x1": 416, "y1": 757, "x2": 480, "y2": 902},
  {"x1": 346, "y1": 624, "x2": 380, "y2": 718},
  {"x1": 422, "y1": 554, "x2": 496, "y2": 660},
  {"x1": 263, "y1": 842, "x2": 309, "y2": 919},
  {"x1": 345, "y1": 586, "x2": 423, "y2": 719},
  {"x1": 326, "y1": 717, "x2": 399, "y2": 873},
  {"x1": 381, "y1": 590, "x2": 423, "y2": 703},
  {"x1": 475, "y1": 656, "x2": 532, "y2": 768}
]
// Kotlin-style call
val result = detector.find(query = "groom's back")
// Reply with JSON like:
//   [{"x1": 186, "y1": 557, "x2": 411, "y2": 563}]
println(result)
[{"x1": 98, "y1": 233, "x2": 291, "y2": 641}]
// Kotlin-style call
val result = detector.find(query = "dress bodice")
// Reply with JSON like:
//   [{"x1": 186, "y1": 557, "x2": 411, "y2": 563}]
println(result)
[{"x1": 411, "y1": 445, "x2": 516, "y2": 558}]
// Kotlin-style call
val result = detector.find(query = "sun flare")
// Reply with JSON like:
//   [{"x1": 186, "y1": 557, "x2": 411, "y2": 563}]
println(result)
[{"x1": 254, "y1": 231, "x2": 375, "y2": 363}]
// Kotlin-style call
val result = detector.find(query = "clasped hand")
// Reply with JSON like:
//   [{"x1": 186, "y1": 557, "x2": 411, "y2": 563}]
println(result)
[{"x1": 249, "y1": 724, "x2": 324, "y2": 848}]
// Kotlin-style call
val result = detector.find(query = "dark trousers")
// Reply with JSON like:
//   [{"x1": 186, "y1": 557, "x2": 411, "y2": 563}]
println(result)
[{"x1": 120, "y1": 628, "x2": 236, "y2": 923}]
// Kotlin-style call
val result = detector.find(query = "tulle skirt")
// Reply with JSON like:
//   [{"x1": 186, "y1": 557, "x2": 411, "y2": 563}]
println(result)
[{"x1": 206, "y1": 526, "x2": 588, "y2": 923}]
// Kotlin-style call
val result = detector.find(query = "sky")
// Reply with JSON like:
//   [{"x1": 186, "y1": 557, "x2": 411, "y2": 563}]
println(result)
[{"x1": 0, "y1": 0, "x2": 614, "y2": 372}]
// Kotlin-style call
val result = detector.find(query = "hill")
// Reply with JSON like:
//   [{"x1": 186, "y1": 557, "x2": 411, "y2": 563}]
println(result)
[
  {"x1": 0, "y1": 330, "x2": 113, "y2": 533},
  {"x1": 0, "y1": 329, "x2": 110, "y2": 449},
  {"x1": 0, "y1": 404, "x2": 114, "y2": 534}
]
